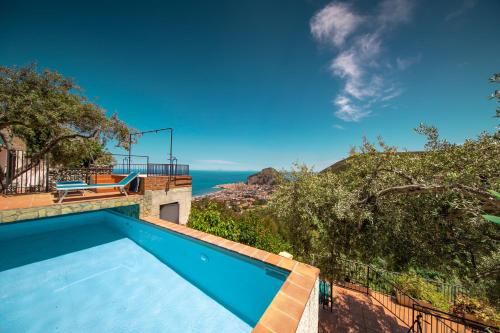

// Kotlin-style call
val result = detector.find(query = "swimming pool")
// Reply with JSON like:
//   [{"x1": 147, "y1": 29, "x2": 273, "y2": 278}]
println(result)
[{"x1": 0, "y1": 210, "x2": 288, "y2": 332}]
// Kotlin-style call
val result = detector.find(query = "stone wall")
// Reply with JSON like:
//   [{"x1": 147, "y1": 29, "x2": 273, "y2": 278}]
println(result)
[
  {"x1": 296, "y1": 278, "x2": 319, "y2": 333},
  {"x1": 144, "y1": 187, "x2": 192, "y2": 225},
  {"x1": 0, "y1": 196, "x2": 144, "y2": 223},
  {"x1": 49, "y1": 167, "x2": 113, "y2": 190}
]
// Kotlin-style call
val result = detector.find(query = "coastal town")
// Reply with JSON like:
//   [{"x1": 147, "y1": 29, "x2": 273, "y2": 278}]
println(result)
[{"x1": 193, "y1": 168, "x2": 279, "y2": 210}]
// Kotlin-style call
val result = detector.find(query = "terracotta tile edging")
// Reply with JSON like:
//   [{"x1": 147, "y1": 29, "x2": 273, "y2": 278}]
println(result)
[{"x1": 140, "y1": 216, "x2": 320, "y2": 333}]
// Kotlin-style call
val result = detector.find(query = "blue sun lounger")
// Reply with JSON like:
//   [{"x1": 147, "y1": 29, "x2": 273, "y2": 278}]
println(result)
[{"x1": 56, "y1": 172, "x2": 140, "y2": 203}]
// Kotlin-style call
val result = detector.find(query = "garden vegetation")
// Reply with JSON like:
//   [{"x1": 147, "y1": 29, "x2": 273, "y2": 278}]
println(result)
[{"x1": 189, "y1": 74, "x2": 500, "y2": 318}]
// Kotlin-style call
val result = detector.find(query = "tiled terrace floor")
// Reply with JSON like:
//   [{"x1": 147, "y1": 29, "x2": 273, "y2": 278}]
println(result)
[
  {"x1": 0, "y1": 191, "x2": 139, "y2": 210},
  {"x1": 319, "y1": 286, "x2": 408, "y2": 333}
]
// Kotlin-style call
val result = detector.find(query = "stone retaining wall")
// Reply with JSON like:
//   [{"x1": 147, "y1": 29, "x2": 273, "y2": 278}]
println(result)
[{"x1": 0, "y1": 196, "x2": 145, "y2": 223}]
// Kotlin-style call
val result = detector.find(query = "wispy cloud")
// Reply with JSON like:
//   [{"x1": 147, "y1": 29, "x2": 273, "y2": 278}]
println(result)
[
  {"x1": 396, "y1": 53, "x2": 422, "y2": 70},
  {"x1": 333, "y1": 124, "x2": 345, "y2": 130},
  {"x1": 310, "y1": 0, "x2": 417, "y2": 122},
  {"x1": 195, "y1": 159, "x2": 239, "y2": 165},
  {"x1": 445, "y1": 0, "x2": 477, "y2": 21},
  {"x1": 310, "y1": 2, "x2": 364, "y2": 47}
]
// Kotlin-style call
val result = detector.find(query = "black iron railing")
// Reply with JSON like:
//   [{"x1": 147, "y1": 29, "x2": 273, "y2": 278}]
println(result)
[
  {"x1": 1, "y1": 150, "x2": 49, "y2": 194},
  {"x1": 324, "y1": 258, "x2": 498, "y2": 333},
  {"x1": 409, "y1": 304, "x2": 499, "y2": 333},
  {"x1": 111, "y1": 163, "x2": 189, "y2": 176},
  {"x1": 330, "y1": 258, "x2": 467, "y2": 305}
]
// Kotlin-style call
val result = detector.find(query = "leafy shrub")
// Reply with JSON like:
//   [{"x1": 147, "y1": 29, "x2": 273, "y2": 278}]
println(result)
[
  {"x1": 188, "y1": 201, "x2": 291, "y2": 254},
  {"x1": 393, "y1": 272, "x2": 450, "y2": 312},
  {"x1": 188, "y1": 202, "x2": 240, "y2": 241},
  {"x1": 451, "y1": 295, "x2": 500, "y2": 325}
]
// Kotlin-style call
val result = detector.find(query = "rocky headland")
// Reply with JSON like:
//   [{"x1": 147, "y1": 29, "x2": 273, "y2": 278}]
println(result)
[{"x1": 193, "y1": 168, "x2": 280, "y2": 210}]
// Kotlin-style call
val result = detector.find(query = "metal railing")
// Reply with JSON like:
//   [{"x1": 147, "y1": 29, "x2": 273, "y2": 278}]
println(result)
[
  {"x1": 111, "y1": 163, "x2": 189, "y2": 177},
  {"x1": 409, "y1": 304, "x2": 499, "y2": 333},
  {"x1": 330, "y1": 258, "x2": 467, "y2": 304},
  {"x1": 324, "y1": 258, "x2": 498, "y2": 333},
  {"x1": 1, "y1": 150, "x2": 49, "y2": 194},
  {"x1": 319, "y1": 279, "x2": 333, "y2": 311}
]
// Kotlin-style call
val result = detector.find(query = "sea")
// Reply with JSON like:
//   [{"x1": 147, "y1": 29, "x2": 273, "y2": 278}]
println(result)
[{"x1": 190, "y1": 170, "x2": 256, "y2": 197}]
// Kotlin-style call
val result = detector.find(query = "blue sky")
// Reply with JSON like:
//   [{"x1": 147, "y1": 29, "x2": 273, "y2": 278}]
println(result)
[{"x1": 1, "y1": 0, "x2": 499, "y2": 171}]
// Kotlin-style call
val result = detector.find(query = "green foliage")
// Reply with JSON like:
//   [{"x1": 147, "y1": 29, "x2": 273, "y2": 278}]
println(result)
[
  {"x1": 188, "y1": 202, "x2": 241, "y2": 241},
  {"x1": 393, "y1": 272, "x2": 450, "y2": 312},
  {"x1": 50, "y1": 139, "x2": 115, "y2": 167},
  {"x1": 482, "y1": 190, "x2": 500, "y2": 225},
  {"x1": 188, "y1": 200, "x2": 291, "y2": 254},
  {"x1": 451, "y1": 295, "x2": 500, "y2": 324},
  {"x1": 0, "y1": 64, "x2": 133, "y2": 188},
  {"x1": 270, "y1": 130, "x2": 500, "y2": 305},
  {"x1": 489, "y1": 72, "x2": 500, "y2": 118}
]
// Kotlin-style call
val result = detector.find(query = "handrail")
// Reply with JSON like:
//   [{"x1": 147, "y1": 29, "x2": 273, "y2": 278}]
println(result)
[{"x1": 327, "y1": 258, "x2": 498, "y2": 333}]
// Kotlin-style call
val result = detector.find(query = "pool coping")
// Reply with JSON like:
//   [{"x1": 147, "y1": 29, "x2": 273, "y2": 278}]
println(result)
[{"x1": 140, "y1": 216, "x2": 320, "y2": 333}]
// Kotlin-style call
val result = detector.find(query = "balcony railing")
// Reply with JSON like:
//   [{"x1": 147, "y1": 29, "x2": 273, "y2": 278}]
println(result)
[
  {"x1": 319, "y1": 258, "x2": 499, "y2": 333},
  {"x1": 111, "y1": 163, "x2": 189, "y2": 177}
]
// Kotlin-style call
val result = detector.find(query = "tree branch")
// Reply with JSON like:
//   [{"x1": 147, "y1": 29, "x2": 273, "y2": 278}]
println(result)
[
  {"x1": 358, "y1": 183, "x2": 500, "y2": 210},
  {"x1": 378, "y1": 168, "x2": 417, "y2": 184},
  {"x1": 12, "y1": 130, "x2": 98, "y2": 180},
  {"x1": 0, "y1": 120, "x2": 30, "y2": 131}
]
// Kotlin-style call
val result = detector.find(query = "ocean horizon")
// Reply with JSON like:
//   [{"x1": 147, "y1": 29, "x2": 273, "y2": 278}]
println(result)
[{"x1": 190, "y1": 170, "x2": 257, "y2": 197}]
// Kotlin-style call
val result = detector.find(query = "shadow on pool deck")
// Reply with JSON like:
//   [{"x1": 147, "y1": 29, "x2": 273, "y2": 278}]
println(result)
[{"x1": 319, "y1": 285, "x2": 408, "y2": 333}]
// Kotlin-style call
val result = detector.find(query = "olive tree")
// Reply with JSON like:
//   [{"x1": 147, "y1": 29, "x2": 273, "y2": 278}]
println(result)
[{"x1": 0, "y1": 64, "x2": 133, "y2": 191}]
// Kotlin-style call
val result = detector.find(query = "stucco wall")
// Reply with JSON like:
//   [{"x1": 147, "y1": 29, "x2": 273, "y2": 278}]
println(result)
[
  {"x1": 296, "y1": 278, "x2": 319, "y2": 333},
  {"x1": 143, "y1": 186, "x2": 192, "y2": 225}
]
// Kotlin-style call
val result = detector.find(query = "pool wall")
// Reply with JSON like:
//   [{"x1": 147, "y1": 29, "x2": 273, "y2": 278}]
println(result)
[
  {"x1": 0, "y1": 195, "x2": 144, "y2": 223},
  {"x1": 0, "y1": 186, "x2": 191, "y2": 224},
  {"x1": 0, "y1": 206, "x2": 320, "y2": 333},
  {"x1": 141, "y1": 216, "x2": 320, "y2": 333}
]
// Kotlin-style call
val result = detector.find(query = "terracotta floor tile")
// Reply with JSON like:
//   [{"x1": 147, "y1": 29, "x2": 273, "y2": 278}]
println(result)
[
  {"x1": 319, "y1": 286, "x2": 410, "y2": 333},
  {"x1": 288, "y1": 272, "x2": 315, "y2": 291},
  {"x1": 265, "y1": 253, "x2": 282, "y2": 266},
  {"x1": 253, "y1": 249, "x2": 270, "y2": 261},
  {"x1": 270, "y1": 292, "x2": 305, "y2": 321},
  {"x1": 277, "y1": 258, "x2": 296, "y2": 271},
  {"x1": 260, "y1": 307, "x2": 299, "y2": 333},
  {"x1": 280, "y1": 281, "x2": 310, "y2": 304},
  {"x1": 252, "y1": 323, "x2": 273, "y2": 333}
]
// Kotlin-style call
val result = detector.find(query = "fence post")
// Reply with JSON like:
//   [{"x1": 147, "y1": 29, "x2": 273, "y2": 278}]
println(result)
[
  {"x1": 45, "y1": 154, "x2": 50, "y2": 192},
  {"x1": 412, "y1": 303, "x2": 415, "y2": 333},
  {"x1": 366, "y1": 265, "x2": 370, "y2": 295}
]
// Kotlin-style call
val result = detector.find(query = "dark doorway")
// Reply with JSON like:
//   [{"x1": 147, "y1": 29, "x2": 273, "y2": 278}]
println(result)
[{"x1": 160, "y1": 202, "x2": 180, "y2": 223}]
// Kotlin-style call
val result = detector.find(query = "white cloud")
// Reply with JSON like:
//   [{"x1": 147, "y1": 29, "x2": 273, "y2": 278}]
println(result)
[
  {"x1": 310, "y1": 1, "x2": 416, "y2": 122},
  {"x1": 445, "y1": 0, "x2": 477, "y2": 21},
  {"x1": 330, "y1": 51, "x2": 362, "y2": 79},
  {"x1": 334, "y1": 95, "x2": 369, "y2": 122},
  {"x1": 377, "y1": 0, "x2": 415, "y2": 25},
  {"x1": 396, "y1": 53, "x2": 422, "y2": 70},
  {"x1": 333, "y1": 124, "x2": 344, "y2": 130},
  {"x1": 310, "y1": 2, "x2": 364, "y2": 47}
]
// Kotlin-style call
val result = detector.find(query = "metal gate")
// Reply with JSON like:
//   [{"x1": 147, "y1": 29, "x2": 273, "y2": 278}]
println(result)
[{"x1": 1, "y1": 150, "x2": 49, "y2": 194}]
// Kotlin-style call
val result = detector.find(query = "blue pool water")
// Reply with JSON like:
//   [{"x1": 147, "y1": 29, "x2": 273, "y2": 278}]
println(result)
[{"x1": 0, "y1": 211, "x2": 288, "y2": 332}]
